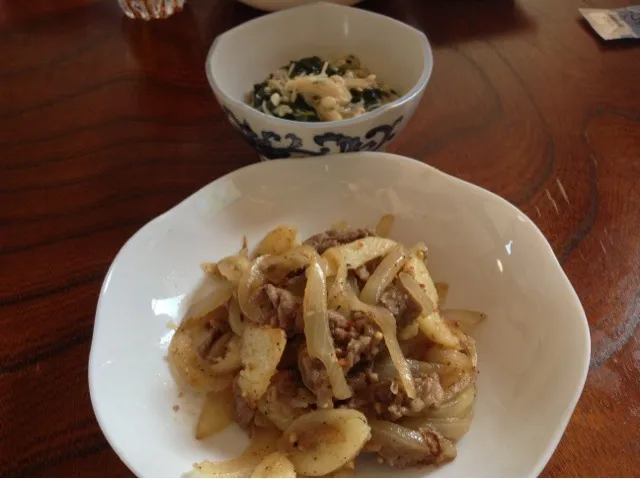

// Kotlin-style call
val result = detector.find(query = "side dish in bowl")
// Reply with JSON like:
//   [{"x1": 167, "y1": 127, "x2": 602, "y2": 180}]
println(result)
[
  {"x1": 170, "y1": 217, "x2": 484, "y2": 476},
  {"x1": 205, "y1": 3, "x2": 432, "y2": 159}
]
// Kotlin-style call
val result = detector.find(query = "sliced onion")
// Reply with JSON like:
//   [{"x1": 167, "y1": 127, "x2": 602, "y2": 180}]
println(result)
[
  {"x1": 185, "y1": 282, "x2": 234, "y2": 320},
  {"x1": 398, "y1": 272, "x2": 460, "y2": 349},
  {"x1": 188, "y1": 426, "x2": 281, "y2": 477},
  {"x1": 442, "y1": 309, "x2": 487, "y2": 333},
  {"x1": 228, "y1": 296, "x2": 246, "y2": 336},
  {"x1": 360, "y1": 245, "x2": 407, "y2": 305},
  {"x1": 375, "y1": 214, "x2": 395, "y2": 238},
  {"x1": 425, "y1": 386, "x2": 475, "y2": 419},
  {"x1": 323, "y1": 237, "x2": 397, "y2": 276},
  {"x1": 207, "y1": 331, "x2": 233, "y2": 359},
  {"x1": 465, "y1": 335, "x2": 478, "y2": 369},
  {"x1": 208, "y1": 335, "x2": 242, "y2": 375},
  {"x1": 368, "y1": 420, "x2": 456, "y2": 465},
  {"x1": 303, "y1": 255, "x2": 351, "y2": 400},
  {"x1": 344, "y1": 273, "x2": 359, "y2": 296},
  {"x1": 368, "y1": 420, "x2": 430, "y2": 456},
  {"x1": 347, "y1": 288, "x2": 415, "y2": 399},
  {"x1": 401, "y1": 255, "x2": 437, "y2": 304},
  {"x1": 424, "y1": 346, "x2": 473, "y2": 372},
  {"x1": 401, "y1": 413, "x2": 473, "y2": 441},
  {"x1": 434, "y1": 282, "x2": 449, "y2": 307},
  {"x1": 375, "y1": 355, "x2": 450, "y2": 382},
  {"x1": 327, "y1": 261, "x2": 349, "y2": 311},
  {"x1": 409, "y1": 359, "x2": 454, "y2": 376},
  {"x1": 442, "y1": 371, "x2": 474, "y2": 403},
  {"x1": 217, "y1": 255, "x2": 251, "y2": 285},
  {"x1": 238, "y1": 255, "x2": 270, "y2": 322},
  {"x1": 260, "y1": 245, "x2": 316, "y2": 283},
  {"x1": 168, "y1": 325, "x2": 234, "y2": 393}
]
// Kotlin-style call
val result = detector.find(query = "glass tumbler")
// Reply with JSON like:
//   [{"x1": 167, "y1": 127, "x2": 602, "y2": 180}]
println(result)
[{"x1": 118, "y1": 0, "x2": 186, "y2": 20}]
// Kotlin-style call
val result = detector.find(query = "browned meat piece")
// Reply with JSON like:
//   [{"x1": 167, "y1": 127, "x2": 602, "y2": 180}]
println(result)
[
  {"x1": 249, "y1": 284, "x2": 303, "y2": 336},
  {"x1": 303, "y1": 228, "x2": 375, "y2": 254},
  {"x1": 331, "y1": 311, "x2": 384, "y2": 371},
  {"x1": 353, "y1": 256, "x2": 384, "y2": 284},
  {"x1": 278, "y1": 335, "x2": 304, "y2": 370},
  {"x1": 298, "y1": 310, "x2": 384, "y2": 406},
  {"x1": 280, "y1": 272, "x2": 306, "y2": 296},
  {"x1": 379, "y1": 282, "x2": 420, "y2": 330},
  {"x1": 347, "y1": 371, "x2": 444, "y2": 420},
  {"x1": 233, "y1": 378, "x2": 255, "y2": 431},
  {"x1": 258, "y1": 371, "x2": 314, "y2": 431},
  {"x1": 369, "y1": 420, "x2": 456, "y2": 468}
]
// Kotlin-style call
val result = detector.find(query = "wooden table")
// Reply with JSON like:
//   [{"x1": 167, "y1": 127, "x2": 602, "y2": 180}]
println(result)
[{"x1": 1, "y1": 0, "x2": 638, "y2": 476}]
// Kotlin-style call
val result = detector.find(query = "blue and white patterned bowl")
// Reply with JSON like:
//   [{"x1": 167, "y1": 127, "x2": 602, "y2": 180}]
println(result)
[{"x1": 205, "y1": 2, "x2": 433, "y2": 160}]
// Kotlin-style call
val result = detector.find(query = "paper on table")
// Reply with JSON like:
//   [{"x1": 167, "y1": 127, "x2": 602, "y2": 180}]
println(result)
[{"x1": 579, "y1": 5, "x2": 640, "y2": 40}]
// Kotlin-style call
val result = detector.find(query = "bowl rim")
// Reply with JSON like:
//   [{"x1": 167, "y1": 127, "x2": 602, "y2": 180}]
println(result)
[
  {"x1": 89, "y1": 151, "x2": 591, "y2": 478},
  {"x1": 205, "y1": 2, "x2": 433, "y2": 129}
]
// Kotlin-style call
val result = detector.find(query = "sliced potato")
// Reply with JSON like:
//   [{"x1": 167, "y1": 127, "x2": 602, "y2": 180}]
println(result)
[
  {"x1": 195, "y1": 391, "x2": 235, "y2": 439},
  {"x1": 251, "y1": 451, "x2": 296, "y2": 478},
  {"x1": 279, "y1": 409, "x2": 371, "y2": 477},
  {"x1": 238, "y1": 326, "x2": 287, "y2": 407},
  {"x1": 189, "y1": 426, "x2": 281, "y2": 478},
  {"x1": 255, "y1": 226, "x2": 298, "y2": 257}
]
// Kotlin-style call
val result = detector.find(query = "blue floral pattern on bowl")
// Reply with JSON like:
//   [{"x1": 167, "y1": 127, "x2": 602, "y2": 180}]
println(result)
[{"x1": 223, "y1": 107, "x2": 404, "y2": 160}]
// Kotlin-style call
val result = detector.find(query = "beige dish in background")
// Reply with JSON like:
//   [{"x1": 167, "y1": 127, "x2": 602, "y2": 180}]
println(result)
[{"x1": 237, "y1": 0, "x2": 363, "y2": 12}]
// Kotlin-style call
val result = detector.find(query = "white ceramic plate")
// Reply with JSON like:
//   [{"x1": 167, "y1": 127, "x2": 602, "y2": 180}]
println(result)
[{"x1": 89, "y1": 152, "x2": 590, "y2": 478}]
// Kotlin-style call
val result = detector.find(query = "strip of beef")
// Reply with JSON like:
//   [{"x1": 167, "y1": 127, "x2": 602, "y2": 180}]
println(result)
[
  {"x1": 347, "y1": 371, "x2": 444, "y2": 420},
  {"x1": 379, "y1": 281, "x2": 420, "y2": 330},
  {"x1": 298, "y1": 310, "x2": 384, "y2": 406},
  {"x1": 303, "y1": 228, "x2": 375, "y2": 254},
  {"x1": 249, "y1": 284, "x2": 303, "y2": 336},
  {"x1": 258, "y1": 371, "x2": 314, "y2": 431},
  {"x1": 332, "y1": 311, "x2": 384, "y2": 370},
  {"x1": 298, "y1": 345, "x2": 334, "y2": 408},
  {"x1": 233, "y1": 378, "x2": 255, "y2": 431}
]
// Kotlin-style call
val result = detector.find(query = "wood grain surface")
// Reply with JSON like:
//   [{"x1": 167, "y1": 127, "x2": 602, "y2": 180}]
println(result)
[{"x1": 0, "y1": 0, "x2": 639, "y2": 476}]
